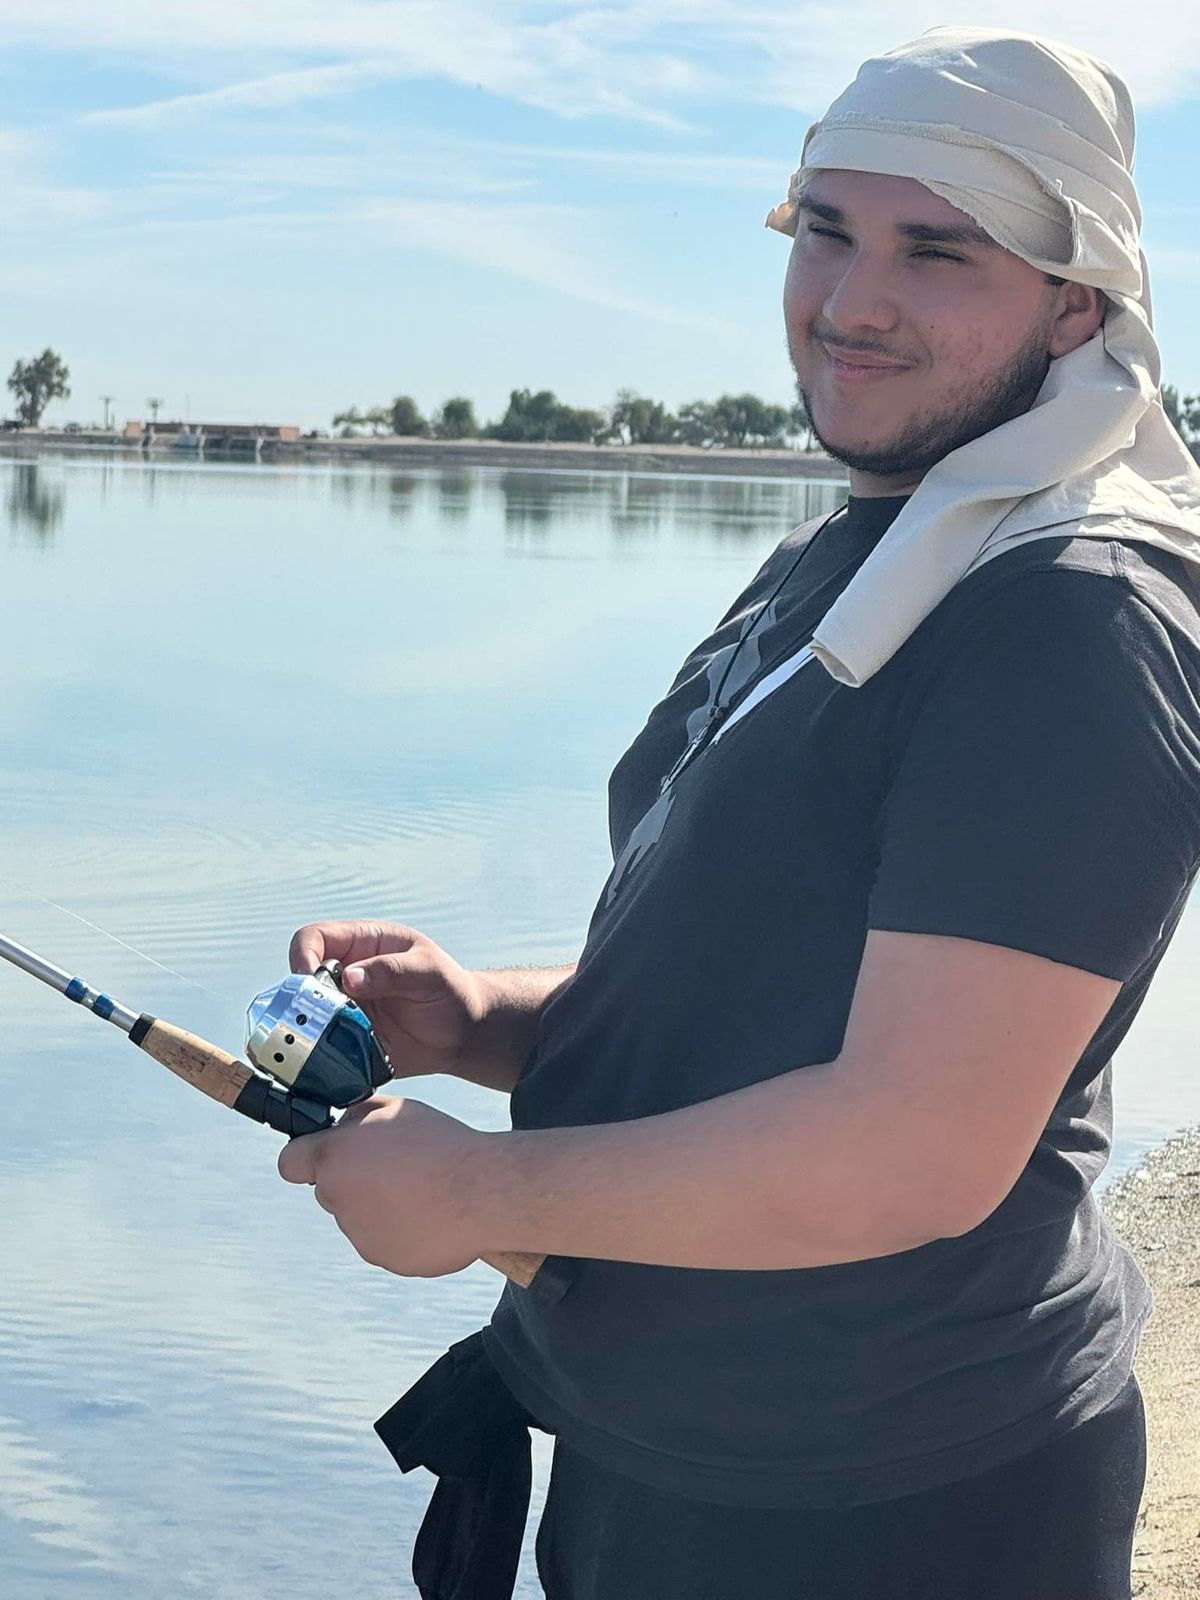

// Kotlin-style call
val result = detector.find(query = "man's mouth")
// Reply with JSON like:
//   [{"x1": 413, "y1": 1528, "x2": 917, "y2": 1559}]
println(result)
[{"x1": 819, "y1": 342, "x2": 912, "y2": 382}]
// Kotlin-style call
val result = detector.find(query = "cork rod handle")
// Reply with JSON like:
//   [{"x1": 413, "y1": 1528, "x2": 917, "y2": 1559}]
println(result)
[{"x1": 132, "y1": 1016, "x2": 256, "y2": 1107}]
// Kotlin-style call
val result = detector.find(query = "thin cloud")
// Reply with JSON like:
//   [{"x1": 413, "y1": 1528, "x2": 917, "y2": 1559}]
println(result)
[
  {"x1": 4, "y1": 3, "x2": 1200, "y2": 119},
  {"x1": 54, "y1": 3, "x2": 708, "y2": 130},
  {"x1": 143, "y1": 136, "x2": 782, "y2": 199},
  {"x1": 357, "y1": 196, "x2": 735, "y2": 335},
  {"x1": 451, "y1": 137, "x2": 782, "y2": 188},
  {"x1": 639, "y1": 1, "x2": 1200, "y2": 111},
  {"x1": 83, "y1": 64, "x2": 385, "y2": 128},
  {"x1": 2, "y1": 187, "x2": 737, "y2": 337}
]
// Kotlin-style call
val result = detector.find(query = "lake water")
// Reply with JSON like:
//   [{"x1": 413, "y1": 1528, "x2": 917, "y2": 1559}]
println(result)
[{"x1": 1, "y1": 450, "x2": 1197, "y2": 1599}]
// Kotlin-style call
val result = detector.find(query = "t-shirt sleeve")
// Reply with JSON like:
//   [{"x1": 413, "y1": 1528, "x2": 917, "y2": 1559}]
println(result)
[{"x1": 867, "y1": 568, "x2": 1200, "y2": 981}]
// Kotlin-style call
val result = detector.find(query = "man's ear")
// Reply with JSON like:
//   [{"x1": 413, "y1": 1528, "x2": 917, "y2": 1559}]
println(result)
[{"x1": 1047, "y1": 280, "x2": 1106, "y2": 358}]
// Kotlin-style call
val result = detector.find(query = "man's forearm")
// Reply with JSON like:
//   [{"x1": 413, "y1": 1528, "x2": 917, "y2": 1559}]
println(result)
[
  {"x1": 470, "y1": 1055, "x2": 967, "y2": 1268},
  {"x1": 456, "y1": 964, "x2": 576, "y2": 1093}
]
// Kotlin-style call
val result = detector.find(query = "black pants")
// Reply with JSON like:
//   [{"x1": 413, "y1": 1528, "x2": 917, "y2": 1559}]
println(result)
[{"x1": 535, "y1": 1373, "x2": 1146, "y2": 1600}]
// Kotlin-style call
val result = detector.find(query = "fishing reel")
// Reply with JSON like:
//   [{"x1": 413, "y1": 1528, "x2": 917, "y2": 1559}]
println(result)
[{"x1": 243, "y1": 960, "x2": 393, "y2": 1136}]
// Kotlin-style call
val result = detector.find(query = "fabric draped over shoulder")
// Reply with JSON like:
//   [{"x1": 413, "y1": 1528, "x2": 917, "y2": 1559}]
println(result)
[{"x1": 766, "y1": 26, "x2": 1200, "y2": 687}]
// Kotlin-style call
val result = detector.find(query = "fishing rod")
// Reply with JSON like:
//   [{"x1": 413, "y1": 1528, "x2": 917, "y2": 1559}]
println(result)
[{"x1": 0, "y1": 930, "x2": 544, "y2": 1289}]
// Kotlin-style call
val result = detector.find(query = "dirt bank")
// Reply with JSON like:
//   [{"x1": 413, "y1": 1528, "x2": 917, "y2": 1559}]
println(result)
[{"x1": 1102, "y1": 1127, "x2": 1200, "y2": 1598}]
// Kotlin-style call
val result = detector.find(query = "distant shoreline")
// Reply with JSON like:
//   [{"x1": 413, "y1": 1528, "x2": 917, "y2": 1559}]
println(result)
[{"x1": 1, "y1": 430, "x2": 845, "y2": 482}]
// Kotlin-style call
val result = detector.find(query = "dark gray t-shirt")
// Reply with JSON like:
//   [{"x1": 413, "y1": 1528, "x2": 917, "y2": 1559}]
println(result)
[{"x1": 484, "y1": 494, "x2": 1200, "y2": 1507}]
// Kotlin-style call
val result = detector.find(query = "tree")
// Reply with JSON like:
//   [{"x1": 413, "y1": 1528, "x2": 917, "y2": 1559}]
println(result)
[
  {"x1": 390, "y1": 395, "x2": 429, "y2": 436},
  {"x1": 610, "y1": 389, "x2": 677, "y2": 445},
  {"x1": 709, "y1": 392, "x2": 791, "y2": 448},
  {"x1": 671, "y1": 393, "x2": 793, "y2": 448},
  {"x1": 7, "y1": 348, "x2": 71, "y2": 427},
  {"x1": 433, "y1": 397, "x2": 478, "y2": 439},
  {"x1": 487, "y1": 388, "x2": 605, "y2": 444},
  {"x1": 551, "y1": 405, "x2": 606, "y2": 443},
  {"x1": 332, "y1": 407, "x2": 368, "y2": 437},
  {"x1": 1163, "y1": 384, "x2": 1200, "y2": 452},
  {"x1": 365, "y1": 405, "x2": 392, "y2": 436},
  {"x1": 788, "y1": 398, "x2": 820, "y2": 452},
  {"x1": 488, "y1": 388, "x2": 560, "y2": 442},
  {"x1": 674, "y1": 400, "x2": 718, "y2": 446}
]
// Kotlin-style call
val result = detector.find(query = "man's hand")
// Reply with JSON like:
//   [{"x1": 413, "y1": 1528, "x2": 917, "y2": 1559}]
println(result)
[
  {"x1": 290, "y1": 921, "x2": 490, "y2": 1080},
  {"x1": 290, "y1": 919, "x2": 576, "y2": 1092},
  {"x1": 277, "y1": 1095, "x2": 491, "y2": 1277}
]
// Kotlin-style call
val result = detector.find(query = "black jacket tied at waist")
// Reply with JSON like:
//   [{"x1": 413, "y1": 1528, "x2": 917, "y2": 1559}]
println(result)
[{"x1": 376, "y1": 1331, "x2": 546, "y2": 1600}]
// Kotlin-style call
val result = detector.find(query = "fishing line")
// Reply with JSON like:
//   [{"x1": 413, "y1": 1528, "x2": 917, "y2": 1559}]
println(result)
[{"x1": 0, "y1": 871, "x2": 230, "y2": 1008}]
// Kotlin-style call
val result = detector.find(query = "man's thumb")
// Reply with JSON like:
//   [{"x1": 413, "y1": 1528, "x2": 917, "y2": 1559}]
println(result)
[{"x1": 342, "y1": 953, "x2": 432, "y2": 998}]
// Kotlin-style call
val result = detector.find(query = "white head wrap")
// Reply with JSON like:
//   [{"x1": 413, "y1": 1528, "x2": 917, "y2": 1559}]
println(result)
[{"x1": 766, "y1": 26, "x2": 1200, "y2": 687}]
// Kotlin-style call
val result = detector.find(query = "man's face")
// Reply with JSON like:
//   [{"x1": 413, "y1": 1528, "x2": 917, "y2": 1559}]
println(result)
[{"x1": 783, "y1": 171, "x2": 1065, "y2": 483}]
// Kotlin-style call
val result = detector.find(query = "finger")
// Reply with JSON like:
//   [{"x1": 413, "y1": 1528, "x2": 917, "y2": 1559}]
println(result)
[
  {"x1": 342, "y1": 948, "x2": 439, "y2": 1000},
  {"x1": 289, "y1": 921, "x2": 418, "y2": 977},
  {"x1": 289, "y1": 923, "x2": 332, "y2": 975},
  {"x1": 278, "y1": 1129, "x2": 328, "y2": 1184},
  {"x1": 313, "y1": 1185, "x2": 337, "y2": 1215}
]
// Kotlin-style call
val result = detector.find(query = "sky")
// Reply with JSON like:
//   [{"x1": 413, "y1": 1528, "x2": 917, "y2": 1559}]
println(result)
[{"x1": 2, "y1": 1, "x2": 1198, "y2": 431}]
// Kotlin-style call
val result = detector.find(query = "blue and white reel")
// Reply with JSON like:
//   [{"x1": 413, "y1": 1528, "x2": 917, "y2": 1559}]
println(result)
[{"x1": 245, "y1": 959, "x2": 393, "y2": 1117}]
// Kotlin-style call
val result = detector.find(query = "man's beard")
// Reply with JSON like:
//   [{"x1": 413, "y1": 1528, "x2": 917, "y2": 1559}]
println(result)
[{"x1": 798, "y1": 319, "x2": 1054, "y2": 479}]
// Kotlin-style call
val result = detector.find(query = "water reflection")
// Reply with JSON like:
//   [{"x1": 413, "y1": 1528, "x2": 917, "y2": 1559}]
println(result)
[
  {"x1": 498, "y1": 468, "x2": 848, "y2": 548},
  {"x1": 253, "y1": 458, "x2": 849, "y2": 551},
  {"x1": 436, "y1": 471, "x2": 475, "y2": 523},
  {"x1": 385, "y1": 471, "x2": 421, "y2": 521},
  {"x1": 605, "y1": 473, "x2": 847, "y2": 543},
  {"x1": 5, "y1": 462, "x2": 65, "y2": 542},
  {"x1": 500, "y1": 469, "x2": 596, "y2": 536}
]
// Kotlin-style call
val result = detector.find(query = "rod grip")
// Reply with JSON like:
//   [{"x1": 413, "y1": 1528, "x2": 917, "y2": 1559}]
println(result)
[{"x1": 130, "y1": 1014, "x2": 257, "y2": 1107}]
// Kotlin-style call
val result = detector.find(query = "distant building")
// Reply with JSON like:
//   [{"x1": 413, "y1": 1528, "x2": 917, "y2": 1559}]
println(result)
[{"x1": 124, "y1": 420, "x2": 301, "y2": 453}]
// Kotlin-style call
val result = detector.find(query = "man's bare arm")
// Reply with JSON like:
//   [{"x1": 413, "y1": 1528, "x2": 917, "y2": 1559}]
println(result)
[
  {"x1": 458, "y1": 964, "x2": 576, "y2": 1093},
  {"x1": 470, "y1": 930, "x2": 1120, "y2": 1266}
]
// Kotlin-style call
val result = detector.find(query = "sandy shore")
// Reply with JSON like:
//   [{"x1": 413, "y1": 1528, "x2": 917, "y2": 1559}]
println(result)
[{"x1": 1101, "y1": 1127, "x2": 1200, "y2": 1598}]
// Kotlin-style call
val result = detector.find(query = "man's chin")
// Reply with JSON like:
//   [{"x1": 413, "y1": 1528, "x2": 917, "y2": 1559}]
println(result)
[
  {"x1": 805, "y1": 397, "x2": 958, "y2": 478},
  {"x1": 811, "y1": 424, "x2": 915, "y2": 476},
  {"x1": 802, "y1": 390, "x2": 906, "y2": 468}
]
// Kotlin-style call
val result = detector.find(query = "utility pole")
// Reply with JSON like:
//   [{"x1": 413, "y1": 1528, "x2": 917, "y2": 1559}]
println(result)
[
  {"x1": 99, "y1": 395, "x2": 114, "y2": 431},
  {"x1": 147, "y1": 397, "x2": 164, "y2": 424}
]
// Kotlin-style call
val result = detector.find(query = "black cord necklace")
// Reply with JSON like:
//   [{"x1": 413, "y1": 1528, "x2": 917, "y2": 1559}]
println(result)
[{"x1": 659, "y1": 503, "x2": 847, "y2": 796}]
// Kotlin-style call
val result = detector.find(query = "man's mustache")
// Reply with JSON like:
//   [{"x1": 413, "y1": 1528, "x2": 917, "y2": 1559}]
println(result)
[{"x1": 810, "y1": 325, "x2": 914, "y2": 363}]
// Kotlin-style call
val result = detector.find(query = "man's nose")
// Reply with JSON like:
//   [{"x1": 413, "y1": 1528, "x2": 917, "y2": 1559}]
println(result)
[{"x1": 821, "y1": 250, "x2": 899, "y2": 334}]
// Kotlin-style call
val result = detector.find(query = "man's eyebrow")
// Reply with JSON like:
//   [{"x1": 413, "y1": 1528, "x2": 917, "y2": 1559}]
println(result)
[
  {"x1": 899, "y1": 220, "x2": 997, "y2": 247},
  {"x1": 796, "y1": 195, "x2": 996, "y2": 248}
]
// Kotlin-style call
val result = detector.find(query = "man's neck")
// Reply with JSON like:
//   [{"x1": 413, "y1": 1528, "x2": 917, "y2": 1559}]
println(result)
[{"x1": 848, "y1": 466, "x2": 926, "y2": 498}]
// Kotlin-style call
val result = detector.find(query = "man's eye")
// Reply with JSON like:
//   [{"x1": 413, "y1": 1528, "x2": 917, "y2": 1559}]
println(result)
[
  {"x1": 807, "y1": 225, "x2": 850, "y2": 244},
  {"x1": 913, "y1": 249, "x2": 966, "y2": 264}
]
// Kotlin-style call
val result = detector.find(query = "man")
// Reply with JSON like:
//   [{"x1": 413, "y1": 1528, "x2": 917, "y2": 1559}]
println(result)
[{"x1": 279, "y1": 28, "x2": 1200, "y2": 1600}]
